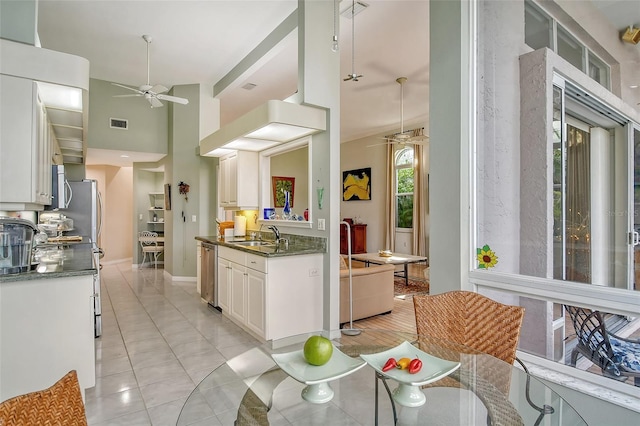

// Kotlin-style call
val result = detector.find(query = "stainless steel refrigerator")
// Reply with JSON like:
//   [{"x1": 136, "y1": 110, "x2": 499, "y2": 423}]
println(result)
[{"x1": 63, "y1": 179, "x2": 104, "y2": 337}]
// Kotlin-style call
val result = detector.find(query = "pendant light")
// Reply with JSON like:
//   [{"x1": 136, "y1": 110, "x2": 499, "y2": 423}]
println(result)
[{"x1": 344, "y1": 0, "x2": 363, "y2": 81}]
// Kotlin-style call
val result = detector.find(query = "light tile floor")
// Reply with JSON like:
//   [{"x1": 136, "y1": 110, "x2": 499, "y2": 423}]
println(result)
[{"x1": 86, "y1": 262, "x2": 261, "y2": 425}]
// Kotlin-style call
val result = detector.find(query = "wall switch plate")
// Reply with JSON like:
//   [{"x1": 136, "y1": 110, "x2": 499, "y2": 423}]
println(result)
[
  {"x1": 318, "y1": 218, "x2": 325, "y2": 231},
  {"x1": 192, "y1": 215, "x2": 197, "y2": 222},
  {"x1": 139, "y1": 214, "x2": 143, "y2": 220}
]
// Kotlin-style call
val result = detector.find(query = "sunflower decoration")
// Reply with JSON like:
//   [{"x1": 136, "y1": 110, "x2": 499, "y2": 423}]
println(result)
[{"x1": 477, "y1": 245, "x2": 498, "y2": 269}]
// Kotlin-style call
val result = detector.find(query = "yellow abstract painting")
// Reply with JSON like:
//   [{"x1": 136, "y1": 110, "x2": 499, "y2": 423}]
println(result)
[{"x1": 343, "y1": 168, "x2": 371, "y2": 201}]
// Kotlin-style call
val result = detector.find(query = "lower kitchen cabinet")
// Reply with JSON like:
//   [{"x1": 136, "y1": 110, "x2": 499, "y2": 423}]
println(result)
[
  {"x1": 0, "y1": 275, "x2": 96, "y2": 401},
  {"x1": 218, "y1": 256, "x2": 230, "y2": 312},
  {"x1": 217, "y1": 246, "x2": 322, "y2": 341},
  {"x1": 246, "y1": 268, "x2": 266, "y2": 337},
  {"x1": 229, "y1": 261, "x2": 247, "y2": 324}
]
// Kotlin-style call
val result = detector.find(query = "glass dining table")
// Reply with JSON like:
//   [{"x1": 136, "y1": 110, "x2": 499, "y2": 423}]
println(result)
[{"x1": 177, "y1": 329, "x2": 587, "y2": 425}]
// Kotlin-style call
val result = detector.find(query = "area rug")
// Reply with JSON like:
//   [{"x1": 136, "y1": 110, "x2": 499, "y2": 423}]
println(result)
[{"x1": 394, "y1": 276, "x2": 430, "y2": 299}]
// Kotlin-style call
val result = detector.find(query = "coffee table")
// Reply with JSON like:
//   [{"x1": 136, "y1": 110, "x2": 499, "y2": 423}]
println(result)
[{"x1": 349, "y1": 252, "x2": 428, "y2": 285}]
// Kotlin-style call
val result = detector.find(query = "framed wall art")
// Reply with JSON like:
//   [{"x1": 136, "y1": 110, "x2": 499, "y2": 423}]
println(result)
[
  {"x1": 272, "y1": 176, "x2": 295, "y2": 207},
  {"x1": 343, "y1": 167, "x2": 371, "y2": 201}
]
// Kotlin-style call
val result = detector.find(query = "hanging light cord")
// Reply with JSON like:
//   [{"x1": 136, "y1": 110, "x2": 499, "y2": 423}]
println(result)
[
  {"x1": 400, "y1": 79, "x2": 404, "y2": 134},
  {"x1": 351, "y1": 1, "x2": 356, "y2": 75},
  {"x1": 332, "y1": 0, "x2": 339, "y2": 52}
]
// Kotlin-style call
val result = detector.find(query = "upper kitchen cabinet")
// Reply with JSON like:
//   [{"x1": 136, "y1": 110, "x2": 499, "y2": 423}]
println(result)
[
  {"x1": 0, "y1": 75, "x2": 52, "y2": 209},
  {"x1": 0, "y1": 39, "x2": 89, "y2": 211},
  {"x1": 219, "y1": 151, "x2": 259, "y2": 210}
]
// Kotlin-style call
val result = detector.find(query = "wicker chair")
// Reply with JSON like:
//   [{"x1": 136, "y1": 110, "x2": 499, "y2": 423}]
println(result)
[
  {"x1": 0, "y1": 370, "x2": 87, "y2": 426},
  {"x1": 564, "y1": 305, "x2": 640, "y2": 387},
  {"x1": 411, "y1": 291, "x2": 529, "y2": 426},
  {"x1": 413, "y1": 291, "x2": 524, "y2": 365}
]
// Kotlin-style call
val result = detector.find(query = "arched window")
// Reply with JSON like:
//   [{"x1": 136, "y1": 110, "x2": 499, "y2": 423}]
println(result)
[{"x1": 395, "y1": 147, "x2": 414, "y2": 229}]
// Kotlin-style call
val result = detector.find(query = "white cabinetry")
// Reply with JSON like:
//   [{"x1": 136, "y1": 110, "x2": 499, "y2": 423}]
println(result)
[
  {"x1": 0, "y1": 275, "x2": 96, "y2": 400},
  {"x1": 218, "y1": 255, "x2": 231, "y2": 312},
  {"x1": 217, "y1": 246, "x2": 322, "y2": 341},
  {"x1": 0, "y1": 75, "x2": 53, "y2": 210},
  {"x1": 219, "y1": 151, "x2": 259, "y2": 210},
  {"x1": 246, "y1": 268, "x2": 266, "y2": 337}
]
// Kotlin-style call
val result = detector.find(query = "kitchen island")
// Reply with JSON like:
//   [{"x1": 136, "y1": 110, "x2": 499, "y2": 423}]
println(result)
[
  {"x1": 195, "y1": 234, "x2": 326, "y2": 341},
  {"x1": 0, "y1": 241, "x2": 97, "y2": 401}
]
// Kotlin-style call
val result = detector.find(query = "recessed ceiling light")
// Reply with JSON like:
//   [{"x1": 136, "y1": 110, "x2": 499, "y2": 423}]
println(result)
[
  {"x1": 242, "y1": 83, "x2": 257, "y2": 91},
  {"x1": 120, "y1": 154, "x2": 129, "y2": 158},
  {"x1": 630, "y1": 85, "x2": 639, "y2": 89}
]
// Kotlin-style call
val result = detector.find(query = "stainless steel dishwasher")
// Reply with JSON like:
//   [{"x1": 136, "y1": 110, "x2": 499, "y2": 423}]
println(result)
[{"x1": 201, "y1": 243, "x2": 219, "y2": 310}]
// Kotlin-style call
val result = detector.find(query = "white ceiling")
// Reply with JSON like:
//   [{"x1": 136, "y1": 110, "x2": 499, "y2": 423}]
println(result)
[{"x1": 34, "y1": 0, "x2": 640, "y2": 168}]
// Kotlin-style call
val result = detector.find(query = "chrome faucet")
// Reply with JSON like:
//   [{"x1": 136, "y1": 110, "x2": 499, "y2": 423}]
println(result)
[
  {"x1": 267, "y1": 225, "x2": 289, "y2": 249},
  {"x1": 267, "y1": 225, "x2": 280, "y2": 242}
]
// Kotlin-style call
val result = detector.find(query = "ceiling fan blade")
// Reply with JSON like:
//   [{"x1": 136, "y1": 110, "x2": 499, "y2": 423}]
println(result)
[
  {"x1": 366, "y1": 141, "x2": 391, "y2": 148},
  {"x1": 113, "y1": 94, "x2": 142, "y2": 98},
  {"x1": 408, "y1": 136, "x2": 429, "y2": 143},
  {"x1": 148, "y1": 97, "x2": 164, "y2": 108},
  {"x1": 149, "y1": 84, "x2": 168, "y2": 94},
  {"x1": 111, "y1": 82, "x2": 142, "y2": 94},
  {"x1": 156, "y1": 94, "x2": 189, "y2": 105},
  {"x1": 344, "y1": 73, "x2": 364, "y2": 82}
]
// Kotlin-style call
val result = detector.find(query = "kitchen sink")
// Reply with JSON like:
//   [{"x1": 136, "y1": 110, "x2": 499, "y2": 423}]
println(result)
[{"x1": 231, "y1": 240, "x2": 274, "y2": 247}]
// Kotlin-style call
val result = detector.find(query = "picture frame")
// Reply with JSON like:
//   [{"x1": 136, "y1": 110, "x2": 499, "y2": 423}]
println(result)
[
  {"x1": 164, "y1": 183, "x2": 171, "y2": 211},
  {"x1": 343, "y1": 167, "x2": 371, "y2": 201},
  {"x1": 272, "y1": 176, "x2": 295, "y2": 208}
]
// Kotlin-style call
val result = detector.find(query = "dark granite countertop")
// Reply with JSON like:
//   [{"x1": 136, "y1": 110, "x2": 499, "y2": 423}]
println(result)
[
  {"x1": 0, "y1": 241, "x2": 97, "y2": 283},
  {"x1": 196, "y1": 234, "x2": 326, "y2": 257}
]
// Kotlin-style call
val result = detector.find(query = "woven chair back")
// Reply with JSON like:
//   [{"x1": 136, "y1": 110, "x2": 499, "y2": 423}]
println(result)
[
  {"x1": 413, "y1": 291, "x2": 524, "y2": 365},
  {"x1": 0, "y1": 370, "x2": 87, "y2": 426}
]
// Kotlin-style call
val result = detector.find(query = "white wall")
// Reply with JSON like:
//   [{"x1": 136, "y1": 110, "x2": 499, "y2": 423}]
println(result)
[
  {"x1": 340, "y1": 125, "x2": 428, "y2": 255},
  {"x1": 87, "y1": 165, "x2": 133, "y2": 263},
  {"x1": 340, "y1": 134, "x2": 390, "y2": 254}
]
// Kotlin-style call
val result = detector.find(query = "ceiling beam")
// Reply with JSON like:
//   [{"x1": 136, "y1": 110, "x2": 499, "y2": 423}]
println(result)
[{"x1": 213, "y1": 9, "x2": 298, "y2": 98}]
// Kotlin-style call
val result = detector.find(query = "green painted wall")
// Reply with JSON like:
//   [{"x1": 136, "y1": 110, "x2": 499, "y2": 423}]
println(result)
[
  {"x1": 165, "y1": 84, "x2": 209, "y2": 278},
  {"x1": 88, "y1": 78, "x2": 168, "y2": 154},
  {"x1": 0, "y1": 0, "x2": 37, "y2": 45}
]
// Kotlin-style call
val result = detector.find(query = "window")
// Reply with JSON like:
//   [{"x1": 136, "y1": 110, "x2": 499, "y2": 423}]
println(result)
[
  {"x1": 525, "y1": 0, "x2": 610, "y2": 90},
  {"x1": 477, "y1": 43, "x2": 640, "y2": 392},
  {"x1": 395, "y1": 147, "x2": 414, "y2": 229},
  {"x1": 557, "y1": 26, "x2": 584, "y2": 71},
  {"x1": 524, "y1": 0, "x2": 552, "y2": 50}
]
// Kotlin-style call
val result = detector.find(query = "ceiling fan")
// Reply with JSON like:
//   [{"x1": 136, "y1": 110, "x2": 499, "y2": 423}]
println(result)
[
  {"x1": 112, "y1": 35, "x2": 189, "y2": 108},
  {"x1": 368, "y1": 77, "x2": 428, "y2": 147}
]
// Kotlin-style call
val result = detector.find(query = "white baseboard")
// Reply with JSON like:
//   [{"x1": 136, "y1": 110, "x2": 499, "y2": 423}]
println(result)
[
  {"x1": 162, "y1": 270, "x2": 196, "y2": 282},
  {"x1": 101, "y1": 257, "x2": 132, "y2": 266}
]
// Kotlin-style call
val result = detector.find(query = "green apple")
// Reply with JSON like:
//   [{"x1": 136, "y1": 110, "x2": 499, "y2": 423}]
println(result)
[{"x1": 303, "y1": 335, "x2": 333, "y2": 366}]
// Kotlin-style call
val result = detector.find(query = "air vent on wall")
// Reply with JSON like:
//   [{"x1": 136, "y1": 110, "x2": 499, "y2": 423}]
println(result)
[{"x1": 110, "y1": 118, "x2": 128, "y2": 129}]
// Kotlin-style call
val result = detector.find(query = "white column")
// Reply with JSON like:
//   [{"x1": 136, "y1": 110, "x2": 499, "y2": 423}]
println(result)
[{"x1": 429, "y1": 1, "x2": 474, "y2": 293}]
